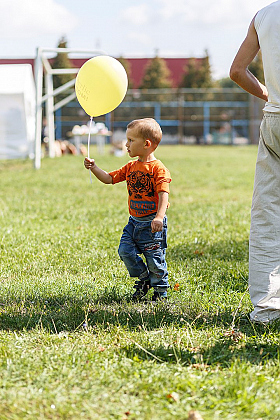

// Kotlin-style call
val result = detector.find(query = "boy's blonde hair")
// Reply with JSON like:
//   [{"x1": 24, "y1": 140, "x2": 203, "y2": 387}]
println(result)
[{"x1": 127, "y1": 118, "x2": 162, "y2": 146}]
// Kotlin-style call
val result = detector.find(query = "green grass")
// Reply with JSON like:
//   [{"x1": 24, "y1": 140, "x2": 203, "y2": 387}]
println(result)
[{"x1": 1, "y1": 145, "x2": 280, "y2": 419}]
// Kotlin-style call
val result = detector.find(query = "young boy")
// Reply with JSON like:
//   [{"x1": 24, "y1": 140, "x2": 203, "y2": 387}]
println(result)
[{"x1": 84, "y1": 118, "x2": 171, "y2": 301}]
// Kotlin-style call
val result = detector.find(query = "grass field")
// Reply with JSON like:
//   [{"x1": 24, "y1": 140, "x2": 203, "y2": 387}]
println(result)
[{"x1": 1, "y1": 145, "x2": 280, "y2": 420}]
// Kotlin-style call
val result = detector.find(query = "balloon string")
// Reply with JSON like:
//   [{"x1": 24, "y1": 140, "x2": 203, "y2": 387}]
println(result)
[{"x1": 88, "y1": 116, "x2": 93, "y2": 184}]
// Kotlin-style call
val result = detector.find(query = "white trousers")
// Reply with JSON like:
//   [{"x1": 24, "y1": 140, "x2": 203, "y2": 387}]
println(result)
[{"x1": 250, "y1": 112, "x2": 280, "y2": 322}]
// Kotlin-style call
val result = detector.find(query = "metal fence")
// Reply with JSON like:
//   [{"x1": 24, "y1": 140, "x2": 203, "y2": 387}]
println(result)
[{"x1": 55, "y1": 88, "x2": 264, "y2": 145}]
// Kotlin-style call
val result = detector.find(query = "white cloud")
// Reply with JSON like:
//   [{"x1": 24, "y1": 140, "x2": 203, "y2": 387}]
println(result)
[
  {"x1": 156, "y1": 0, "x2": 274, "y2": 26},
  {"x1": 0, "y1": 0, "x2": 78, "y2": 38},
  {"x1": 119, "y1": 4, "x2": 150, "y2": 26}
]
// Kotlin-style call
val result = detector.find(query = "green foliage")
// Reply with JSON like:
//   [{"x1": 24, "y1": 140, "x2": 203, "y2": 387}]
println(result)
[
  {"x1": 117, "y1": 56, "x2": 133, "y2": 89},
  {"x1": 216, "y1": 77, "x2": 237, "y2": 88},
  {"x1": 1, "y1": 145, "x2": 280, "y2": 419},
  {"x1": 248, "y1": 51, "x2": 264, "y2": 85},
  {"x1": 52, "y1": 37, "x2": 74, "y2": 90},
  {"x1": 140, "y1": 56, "x2": 172, "y2": 89},
  {"x1": 180, "y1": 52, "x2": 213, "y2": 88}
]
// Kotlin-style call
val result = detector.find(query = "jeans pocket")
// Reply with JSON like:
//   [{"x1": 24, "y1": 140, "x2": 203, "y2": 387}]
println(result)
[
  {"x1": 150, "y1": 228, "x2": 167, "y2": 249},
  {"x1": 151, "y1": 230, "x2": 163, "y2": 241}
]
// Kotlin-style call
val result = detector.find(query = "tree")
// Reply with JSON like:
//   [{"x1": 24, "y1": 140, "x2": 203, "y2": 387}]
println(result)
[
  {"x1": 199, "y1": 52, "x2": 212, "y2": 87},
  {"x1": 140, "y1": 56, "x2": 172, "y2": 89},
  {"x1": 117, "y1": 56, "x2": 133, "y2": 89},
  {"x1": 180, "y1": 52, "x2": 212, "y2": 88},
  {"x1": 248, "y1": 51, "x2": 264, "y2": 84},
  {"x1": 216, "y1": 77, "x2": 237, "y2": 88},
  {"x1": 52, "y1": 37, "x2": 74, "y2": 90}
]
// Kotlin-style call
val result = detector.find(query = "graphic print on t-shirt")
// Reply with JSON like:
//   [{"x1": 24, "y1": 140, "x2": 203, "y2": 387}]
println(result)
[
  {"x1": 127, "y1": 170, "x2": 155, "y2": 199},
  {"x1": 108, "y1": 159, "x2": 171, "y2": 217}
]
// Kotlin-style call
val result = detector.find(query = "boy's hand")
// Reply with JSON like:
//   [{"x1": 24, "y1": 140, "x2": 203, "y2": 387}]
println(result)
[
  {"x1": 151, "y1": 217, "x2": 163, "y2": 232},
  {"x1": 84, "y1": 157, "x2": 95, "y2": 169}
]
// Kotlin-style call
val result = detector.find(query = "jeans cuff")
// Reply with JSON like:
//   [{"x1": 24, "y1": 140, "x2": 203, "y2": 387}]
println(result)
[{"x1": 139, "y1": 270, "x2": 149, "y2": 280}]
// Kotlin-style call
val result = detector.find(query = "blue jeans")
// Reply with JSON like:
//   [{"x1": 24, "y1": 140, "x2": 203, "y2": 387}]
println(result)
[{"x1": 118, "y1": 216, "x2": 169, "y2": 294}]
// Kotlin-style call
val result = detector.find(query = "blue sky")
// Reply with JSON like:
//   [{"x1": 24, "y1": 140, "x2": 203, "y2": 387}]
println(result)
[{"x1": 0, "y1": 0, "x2": 274, "y2": 78}]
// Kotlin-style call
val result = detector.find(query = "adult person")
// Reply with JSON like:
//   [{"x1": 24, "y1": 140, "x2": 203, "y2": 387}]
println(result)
[{"x1": 230, "y1": 1, "x2": 280, "y2": 323}]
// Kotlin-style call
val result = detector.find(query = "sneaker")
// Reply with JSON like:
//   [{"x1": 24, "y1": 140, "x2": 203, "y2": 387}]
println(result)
[
  {"x1": 132, "y1": 279, "x2": 150, "y2": 301},
  {"x1": 152, "y1": 291, "x2": 167, "y2": 302}
]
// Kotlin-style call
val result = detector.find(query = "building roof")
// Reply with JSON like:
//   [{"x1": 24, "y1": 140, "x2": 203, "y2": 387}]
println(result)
[
  {"x1": 70, "y1": 57, "x2": 203, "y2": 88},
  {"x1": 0, "y1": 56, "x2": 203, "y2": 88},
  {"x1": 0, "y1": 58, "x2": 34, "y2": 68}
]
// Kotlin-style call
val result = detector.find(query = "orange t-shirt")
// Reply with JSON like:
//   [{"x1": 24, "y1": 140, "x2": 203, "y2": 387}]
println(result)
[{"x1": 109, "y1": 159, "x2": 171, "y2": 217}]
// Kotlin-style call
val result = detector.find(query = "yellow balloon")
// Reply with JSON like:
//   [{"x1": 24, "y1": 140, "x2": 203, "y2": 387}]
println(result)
[{"x1": 75, "y1": 55, "x2": 128, "y2": 117}]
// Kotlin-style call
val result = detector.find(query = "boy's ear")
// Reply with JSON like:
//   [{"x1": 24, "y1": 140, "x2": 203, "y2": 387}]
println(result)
[{"x1": 144, "y1": 139, "x2": 152, "y2": 148}]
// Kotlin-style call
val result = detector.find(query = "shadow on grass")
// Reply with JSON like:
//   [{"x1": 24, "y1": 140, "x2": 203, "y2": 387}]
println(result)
[
  {"x1": 121, "y1": 333, "x2": 280, "y2": 367},
  {"x1": 0, "y1": 293, "x2": 275, "y2": 326},
  {"x1": 1, "y1": 293, "x2": 280, "y2": 366},
  {"x1": 120, "y1": 312, "x2": 280, "y2": 367},
  {"x1": 1, "y1": 295, "x2": 230, "y2": 332}
]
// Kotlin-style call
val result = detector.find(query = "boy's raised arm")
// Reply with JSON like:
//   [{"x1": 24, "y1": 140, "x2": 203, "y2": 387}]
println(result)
[{"x1": 84, "y1": 157, "x2": 113, "y2": 184}]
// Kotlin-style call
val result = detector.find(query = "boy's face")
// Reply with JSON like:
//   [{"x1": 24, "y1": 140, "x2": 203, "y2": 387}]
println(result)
[{"x1": 126, "y1": 127, "x2": 147, "y2": 158}]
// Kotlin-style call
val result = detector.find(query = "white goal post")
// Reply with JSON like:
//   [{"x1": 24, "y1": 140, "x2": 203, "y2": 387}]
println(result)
[{"x1": 34, "y1": 47, "x2": 105, "y2": 169}]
